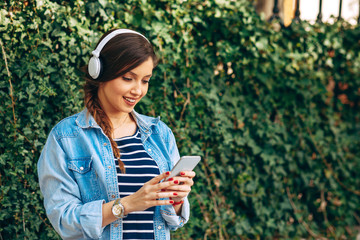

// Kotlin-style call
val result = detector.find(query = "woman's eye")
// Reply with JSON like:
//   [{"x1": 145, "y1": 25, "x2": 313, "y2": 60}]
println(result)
[
  {"x1": 142, "y1": 80, "x2": 150, "y2": 84},
  {"x1": 122, "y1": 77, "x2": 132, "y2": 81}
]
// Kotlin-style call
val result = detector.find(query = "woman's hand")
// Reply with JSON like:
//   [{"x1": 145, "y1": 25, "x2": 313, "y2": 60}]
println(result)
[
  {"x1": 120, "y1": 171, "x2": 180, "y2": 215},
  {"x1": 163, "y1": 170, "x2": 196, "y2": 203}
]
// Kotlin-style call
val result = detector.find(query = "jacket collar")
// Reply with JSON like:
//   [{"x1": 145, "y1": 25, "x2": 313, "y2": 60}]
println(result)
[
  {"x1": 75, "y1": 108, "x2": 160, "y2": 132},
  {"x1": 75, "y1": 109, "x2": 99, "y2": 129}
]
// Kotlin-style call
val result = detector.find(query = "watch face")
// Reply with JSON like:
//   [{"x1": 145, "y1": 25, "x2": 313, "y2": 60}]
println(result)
[{"x1": 113, "y1": 205, "x2": 122, "y2": 216}]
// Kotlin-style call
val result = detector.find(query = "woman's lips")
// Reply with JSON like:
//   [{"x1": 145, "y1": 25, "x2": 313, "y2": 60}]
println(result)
[{"x1": 123, "y1": 97, "x2": 136, "y2": 106}]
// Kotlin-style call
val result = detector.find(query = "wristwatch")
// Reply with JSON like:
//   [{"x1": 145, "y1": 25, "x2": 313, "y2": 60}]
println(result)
[{"x1": 112, "y1": 198, "x2": 127, "y2": 219}]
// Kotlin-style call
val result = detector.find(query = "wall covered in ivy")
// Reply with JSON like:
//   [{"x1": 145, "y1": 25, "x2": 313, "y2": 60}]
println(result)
[{"x1": 1, "y1": 0, "x2": 359, "y2": 239}]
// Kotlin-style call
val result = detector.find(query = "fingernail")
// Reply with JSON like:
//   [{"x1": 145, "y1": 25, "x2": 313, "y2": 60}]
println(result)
[
  {"x1": 168, "y1": 178, "x2": 173, "y2": 181},
  {"x1": 166, "y1": 171, "x2": 170, "y2": 175},
  {"x1": 169, "y1": 200, "x2": 174, "y2": 204},
  {"x1": 173, "y1": 193, "x2": 178, "y2": 196},
  {"x1": 174, "y1": 180, "x2": 179, "y2": 184},
  {"x1": 180, "y1": 172, "x2": 185, "y2": 176}
]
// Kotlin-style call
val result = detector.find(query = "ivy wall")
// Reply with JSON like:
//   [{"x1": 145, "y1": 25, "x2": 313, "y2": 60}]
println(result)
[{"x1": 1, "y1": 0, "x2": 359, "y2": 239}]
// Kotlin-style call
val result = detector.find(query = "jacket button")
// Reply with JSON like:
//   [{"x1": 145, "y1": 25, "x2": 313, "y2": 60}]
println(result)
[
  {"x1": 158, "y1": 225, "x2": 162, "y2": 230},
  {"x1": 80, "y1": 167, "x2": 84, "y2": 171},
  {"x1": 114, "y1": 224, "x2": 118, "y2": 227},
  {"x1": 103, "y1": 143, "x2": 107, "y2": 146},
  {"x1": 108, "y1": 166, "x2": 111, "y2": 169},
  {"x1": 111, "y1": 195, "x2": 115, "y2": 199}
]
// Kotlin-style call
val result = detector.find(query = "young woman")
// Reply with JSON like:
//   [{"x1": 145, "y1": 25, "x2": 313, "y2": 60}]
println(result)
[{"x1": 38, "y1": 29, "x2": 196, "y2": 240}]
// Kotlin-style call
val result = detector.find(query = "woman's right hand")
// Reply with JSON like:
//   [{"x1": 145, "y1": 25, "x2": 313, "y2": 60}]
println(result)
[{"x1": 120, "y1": 171, "x2": 179, "y2": 215}]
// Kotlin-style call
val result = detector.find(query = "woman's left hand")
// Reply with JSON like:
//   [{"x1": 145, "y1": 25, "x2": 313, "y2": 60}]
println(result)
[{"x1": 163, "y1": 170, "x2": 196, "y2": 203}]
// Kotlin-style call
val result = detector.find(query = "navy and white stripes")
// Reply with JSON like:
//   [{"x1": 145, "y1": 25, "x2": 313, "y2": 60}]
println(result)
[{"x1": 114, "y1": 129, "x2": 160, "y2": 240}]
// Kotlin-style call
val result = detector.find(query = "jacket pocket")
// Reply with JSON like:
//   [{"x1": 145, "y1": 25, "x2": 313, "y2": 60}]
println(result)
[{"x1": 68, "y1": 157, "x2": 101, "y2": 203}]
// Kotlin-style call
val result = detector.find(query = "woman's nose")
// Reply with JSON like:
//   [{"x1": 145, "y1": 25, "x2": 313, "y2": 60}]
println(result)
[{"x1": 130, "y1": 81, "x2": 142, "y2": 95}]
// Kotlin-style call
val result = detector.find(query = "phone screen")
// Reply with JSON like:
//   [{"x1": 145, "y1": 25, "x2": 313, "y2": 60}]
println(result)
[{"x1": 165, "y1": 156, "x2": 201, "y2": 181}]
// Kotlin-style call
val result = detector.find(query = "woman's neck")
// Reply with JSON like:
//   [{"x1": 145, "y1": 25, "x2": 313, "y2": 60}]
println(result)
[
  {"x1": 110, "y1": 113, "x2": 137, "y2": 139},
  {"x1": 110, "y1": 113, "x2": 129, "y2": 130}
]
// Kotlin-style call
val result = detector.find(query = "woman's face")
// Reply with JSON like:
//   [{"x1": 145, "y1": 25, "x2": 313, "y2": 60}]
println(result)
[{"x1": 98, "y1": 57, "x2": 153, "y2": 117}]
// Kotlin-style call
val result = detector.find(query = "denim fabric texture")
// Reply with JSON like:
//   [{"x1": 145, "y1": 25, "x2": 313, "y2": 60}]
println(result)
[{"x1": 37, "y1": 109, "x2": 190, "y2": 239}]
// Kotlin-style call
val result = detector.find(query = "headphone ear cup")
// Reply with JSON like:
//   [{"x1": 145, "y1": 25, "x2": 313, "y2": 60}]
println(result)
[{"x1": 88, "y1": 56, "x2": 102, "y2": 79}]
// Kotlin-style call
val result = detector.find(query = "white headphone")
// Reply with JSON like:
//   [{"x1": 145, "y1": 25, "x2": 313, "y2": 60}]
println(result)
[{"x1": 88, "y1": 29, "x2": 150, "y2": 79}]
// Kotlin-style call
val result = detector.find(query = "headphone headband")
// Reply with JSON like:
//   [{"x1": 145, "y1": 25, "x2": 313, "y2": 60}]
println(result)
[
  {"x1": 91, "y1": 29, "x2": 150, "y2": 58},
  {"x1": 88, "y1": 29, "x2": 150, "y2": 79}
]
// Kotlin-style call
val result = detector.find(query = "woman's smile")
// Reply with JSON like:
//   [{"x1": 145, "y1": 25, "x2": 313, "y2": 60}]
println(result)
[{"x1": 123, "y1": 97, "x2": 136, "y2": 103}]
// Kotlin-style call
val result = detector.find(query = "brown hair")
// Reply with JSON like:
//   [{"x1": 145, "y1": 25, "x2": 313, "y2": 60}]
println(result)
[{"x1": 83, "y1": 29, "x2": 158, "y2": 173}]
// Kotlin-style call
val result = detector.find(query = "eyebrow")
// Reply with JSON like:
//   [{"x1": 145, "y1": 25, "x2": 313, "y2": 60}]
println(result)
[{"x1": 128, "y1": 71, "x2": 152, "y2": 78}]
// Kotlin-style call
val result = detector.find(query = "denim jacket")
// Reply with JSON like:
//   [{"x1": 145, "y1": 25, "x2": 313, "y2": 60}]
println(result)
[{"x1": 37, "y1": 109, "x2": 190, "y2": 239}]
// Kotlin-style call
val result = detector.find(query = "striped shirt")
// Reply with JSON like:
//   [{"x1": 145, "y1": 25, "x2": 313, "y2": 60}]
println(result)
[{"x1": 114, "y1": 128, "x2": 160, "y2": 240}]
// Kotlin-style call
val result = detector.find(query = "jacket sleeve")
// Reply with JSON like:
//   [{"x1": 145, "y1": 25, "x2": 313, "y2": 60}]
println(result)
[
  {"x1": 160, "y1": 125, "x2": 190, "y2": 230},
  {"x1": 37, "y1": 130, "x2": 105, "y2": 239}
]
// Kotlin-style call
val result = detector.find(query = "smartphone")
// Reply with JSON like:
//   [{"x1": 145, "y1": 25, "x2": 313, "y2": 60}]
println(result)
[{"x1": 165, "y1": 156, "x2": 201, "y2": 181}]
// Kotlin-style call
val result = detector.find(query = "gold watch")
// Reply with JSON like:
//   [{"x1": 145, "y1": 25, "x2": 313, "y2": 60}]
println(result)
[{"x1": 112, "y1": 198, "x2": 127, "y2": 219}]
